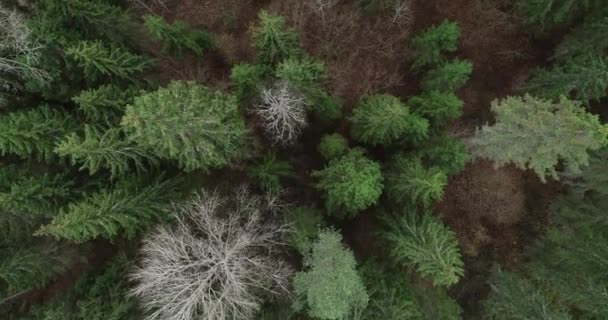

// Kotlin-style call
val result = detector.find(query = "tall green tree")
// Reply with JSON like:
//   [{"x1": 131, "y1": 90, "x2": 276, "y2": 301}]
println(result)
[
  {"x1": 471, "y1": 95, "x2": 608, "y2": 182},
  {"x1": 420, "y1": 59, "x2": 472, "y2": 92},
  {"x1": 383, "y1": 211, "x2": 464, "y2": 287},
  {"x1": 415, "y1": 136, "x2": 470, "y2": 176},
  {"x1": 143, "y1": 15, "x2": 212, "y2": 56},
  {"x1": 313, "y1": 148, "x2": 383, "y2": 218},
  {"x1": 72, "y1": 84, "x2": 135, "y2": 123},
  {"x1": 350, "y1": 94, "x2": 429, "y2": 146},
  {"x1": 252, "y1": 11, "x2": 300, "y2": 65},
  {"x1": 410, "y1": 20, "x2": 460, "y2": 71},
  {"x1": 408, "y1": 91, "x2": 464, "y2": 126},
  {"x1": 121, "y1": 81, "x2": 248, "y2": 172},
  {"x1": 385, "y1": 155, "x2": 447, "y2": 208},
  {"x1": 293, "y1": 230, "x2": 368, "y2": 320}
]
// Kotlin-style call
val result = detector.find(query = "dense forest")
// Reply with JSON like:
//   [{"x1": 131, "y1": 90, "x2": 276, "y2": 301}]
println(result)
[{"x1": 0, "y1": 0, "x2": 607, "y2": 319}]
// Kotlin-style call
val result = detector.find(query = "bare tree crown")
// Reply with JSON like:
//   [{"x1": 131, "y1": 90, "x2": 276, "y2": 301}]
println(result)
[{"x1": 256, "y1": 81, "x2": 307, "y2": 145}]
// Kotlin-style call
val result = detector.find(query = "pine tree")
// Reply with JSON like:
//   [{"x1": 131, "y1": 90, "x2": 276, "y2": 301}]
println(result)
[
  {"x1": 420, "y1": 59, "x2": 472, "y2": 92},
  {"x1": 525, "y1": 54, "x2": 608, "y2": 102},
  {"x1": 293, "y1": 230, "x2": 368, "y2": 320},
  {"x1": 36, "y1": 177, "x2": 181, "y2": 243},
  {"x1": 410, "y1": 20, "x2": 460, "y2": 71},
  {"x1": 0, "y1": 105, "x2": 76, "y2": 161},
  {"x1": 350, "y1": 94, "x2": 429, "y2": 146},
  {"x1": 415, "y1": 136, "x2": 470, "y2": 176},
  {"x1": 313, "y1": 148, "x2": 383, "y2": 218},
  {"x1": 230, "y1": 63, "x2": 270, "y2": 101},
  {"x1": 470, "y1": 95, "x2": 608, "y2": 182},
  {"x1": 121, "y1": 81, "x2": 248, "y2": 172},
  {"x1": 483, "y1": 269, "x2": 572, "y2": 320},
  {"x1": 247, "y1": 153, "x2": 294, "y2": 192},
  {"x1": 408, "y1": 91, "x2": 464, "y2": 126},
  {"x1": 385, "y1": 155, "x2": 448, "y2": 208},
  {"x1": 252, "y1": 11, "x2": 300, "y2": 65},
  {"x1": 55, "y1": 126, "x2": 159, "y2": 178},
  {"x1": 72, "y1": 84, "x2": 135, "y2": 123},
  {"x1": 383, "y1": 211, "x2": 464, "y2": 287},
  {"x1": 143, "y1": 15, "x2": 212, "y2": 56},
  {"x1": 317, "y1": 133, "x2": 349, "y2": 160},
  {"x1": 66, "y1": 41, "x2": 153, "y2": 81}
]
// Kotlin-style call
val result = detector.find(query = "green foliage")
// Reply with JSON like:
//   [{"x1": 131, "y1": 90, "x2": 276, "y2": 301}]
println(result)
[
  {"x1": 516, "y1": 0, "x2": 603, "y2": 30},
  {"x1": 247, "y1": 153, "x2": 294, "y2": 192},
  {"x1": 252, "y1": 11, "x2": 300, "y2": 65},
  {"x1": 383, "y1": 211, "x2": 464, "y2": 287},
  {"x1": 0, "y1": 167, "x2": 75, "y2": 215},
  {"x1": 415, "y1": 136, "x2": 470, "y2": 176},
  {"x1": 66, "y1": 41, "x2": 153, "y2": 81},
  {"x1": 317, "y1": 133, "x2": 349, "y2": 160},
  {"x1": 0, "y1": 212, "x2": 42, "y2": 246},
  {"x1": 276, "y1": 57, "x2": 325, "y2": 95},
  {"x1": 554, "y1": 12, "x2": 608, "y2": 59},
  {"x1": 284, "y1": 206, "x2": 325, "y2": 254},
  {"x1": 122, "y1": 81, "x2": 248, "y2": 172},
  {"x1": 561, "y1": 147, "x2": 608, "y2": 197},
  {"x1": 385, "y1": 155, "x2": 448, "y2": 208},
  {"x1": 350, "y1": 94, "x2": 429, "y2": 146},
  {"x1": 0, "y1": 105, "x2": 76, "y2": 161},
  {"x1": 360, "y1": 260, "x2": 423, "y2": 320},
  {"x1": 309, "y1": 91, "x2": 343, "y2": 124},
  {"x1": 483, "y1": 269, "x2": 572, "y2": 320},
  {"x1": 313, "y1": 148, "x2": 383, "y2": 218},
  {"x1": 230, "y1": 63, "x2": 270, "y2": 101},
  {"x1": 37, "y1": 177, "x2": 181, "y2": 243},
  {"x1": 293, "y1": 230, "x2": 368, "y2": 320},
  {"x1": 471, "y1": 95, "x2": 608, "y2": 182},
  {"x1": 144, "y1": 15, "x2": 212, "y2": 56},
  {"x1": 72, "y1": 84, "x2": 135, "y2": 123},
  {"x1": 525, "y1": 54, "x2": 608, "y2": 102},
  {"x1": 0, "y1": 244, "x2": 74, "y2": 296},
  {"x1": 408, "y1": 91, "x2": 463, "y2": 126},
  {"x1": 410, "y1": 21, "x2": 460, "y2": 71},
  {"x1": 412, "y1": 283, "x2": 463, "y2": 320},
  {"x1": 420, "y1": 59, "x2": 472, "y2": 92},
  {"x1": 55, "y1": 126, "x2": 159, "y2": 178}
]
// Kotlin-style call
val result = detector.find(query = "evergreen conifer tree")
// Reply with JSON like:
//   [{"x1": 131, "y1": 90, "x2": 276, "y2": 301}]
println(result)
[
  {"x1": 383, "y1": 211, "x2": 464, "y2": 287},
  {"x1": 410, "y1": 20, "x2": 460, "y2": 71},
  {"x1": 143, "y1": 15, "x2": 212, "y2": 56},
  {"x1": 471, "y1": 95, "x2": 608, "y2": 182},
  {"x1": 408, "y1": 91, "x2": 464, "y2": 126},
  {"x1": 415, "y1": 136, "x2": 470, "y2": 176},
  {"x1": 72, "y1": 84, "x2": 135, "y2": 123},
  {"x1": 252, "y1": 11, "x2": 300, "y2": 65},
  {"x1": 313, "y1": 148, "x2": 383, "y2": 218},
  {"x1": 385, "y1": 155, "x2": 448, "y2": 208},
  {"x1": 247, "y1": 153, "x2": 294, "y2": 192},
  {"x1": 121, "y1": 81, "x2": 248, "y2": 172},
  {"x1": 350, "y1": 94, "x2": 429, "y2": 146},
  {"x1": 420, "y1": 59, "x2": 472, "y2": 92},
  {"x1": 293, "y1": 230, "x2": 368, "y2": 320},
  {"x1": 318, "y1": 133, "x2": 349, "y2": 160},
  {"x1": 230, "y1": 63, "x2": 270, "y2": 101}
]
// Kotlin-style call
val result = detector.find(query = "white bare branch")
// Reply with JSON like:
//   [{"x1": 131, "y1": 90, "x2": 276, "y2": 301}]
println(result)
[
  {"x1": 255, "y1": 81, "x2": 307, "y2": 146},
  {"x1": 130, "y1": 187, "x2": 293, "y2": 320}
]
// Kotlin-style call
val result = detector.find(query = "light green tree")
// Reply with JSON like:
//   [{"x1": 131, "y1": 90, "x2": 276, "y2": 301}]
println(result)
[
  {"x1": 410, "y1": 20, "x2": 460, "y2": 70},
  {"x1": 385, "y1": 155, "x2": 447, "y2": 208},
  {"x1": 317, "y1": 133, "x2": 349, "y2": 160},
  {"x1": 471, "y1": 95, "x2": 608, "y2": 182},
  {"x1": 408, "y1": 91, "x2": 463, "y2": 126},
  {"x1": 252, "y1": 11, "x2": 300, "y2": 65},
  {"x1": 420, "y1": 59, "x2": 472, "y2": 92}
]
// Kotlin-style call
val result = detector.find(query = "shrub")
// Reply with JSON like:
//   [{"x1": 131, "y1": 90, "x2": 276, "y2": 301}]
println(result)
[
  {"x1": 256, "y1": 81, "x2": 307, "y2": 145},
  {"x1": 121, "y1": 81, "x2": 248, "y2": 172},
  {"x1": 470, "y1": 95, "x2": 608, "y2": 182},
  {"x1": 385, "y1": 155, "x2": 448, "y2": 208},
  {"x1": 293, "y1": 230, "x2": 368, "y2": 320},
  {"x1": 410, "y1": 20, "x2": 460, "y2": 71},
  {"x1": 247, "y1": 153, "x2": 294, "y2": 192},
  {"x1": 313, "y1": 148, "x2": 383, "y2": 218},
  {"x1": 144, "y1": 15, "x2": 212, "y2": 56},
  {"x1": 130, "y1": 188, "x2": 292, "y2": 320},
  {"x1": 350, "y1": 94, "x2": 429, "y2": 146},
  {"x1": 252, "y1": 11, "x2": 300, "y2": 65},
  {"x1": 408, "y1": 90, "x2": 463, "y2": 126},
  {"x1": 317, "y1": 133, "x2": 349, "y2": 160},
  {"x1": 420, "y1": 59, "x2": 472, "y2": 92},
  {"x1": 383, "y1": 211, "x2": 464, "y2": 287}
]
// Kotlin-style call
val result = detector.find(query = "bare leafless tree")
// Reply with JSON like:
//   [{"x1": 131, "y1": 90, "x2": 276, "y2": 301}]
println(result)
[
  {"x1": 0, "y1": 7, "x2": 49, "y2": 92},
  {"x1": 308, "y1": 0, "x2": 339, "y2": 23},
  {"x1": 130, "y1": 188, "x2": 293, "y2": 320},
  {"x1": 255, "y1": 81, "x2": 307, "y2": 145}
]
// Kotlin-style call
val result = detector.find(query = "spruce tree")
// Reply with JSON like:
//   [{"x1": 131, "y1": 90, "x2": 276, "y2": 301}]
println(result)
[
  {"x1": 284, "y1": 206, "x2": 325, "y2": 254},
  {"x1": 66, "y1": 41, "x2": 153, "y2": 81},
  {"x1": 72, "y1": 84, "x2": 135, "y2": 123},
  {"x1": 408, "y1": 91, "x2": 464, "y2": 126},
  {"x1": 252, "y1": 11, "x2": 300, "y2": 65},
  {"x1": 410, "y1": 20, "x2": 460, "y2": 71},
  {"x1": 37, "y1": 177, "x2": 181, "y2": 243},
  {"x1": 247, "y1": 153, "x2": 294, "y2": 192},
  {"x1": 517, "y1": 0, "x2": 603, "y2": 30},
  {"x1": 275, "y1": 56, "x2": 325, "y2": 97},
  {"x1": 554, "y1": 12, "x2": 608, "y2": 59},
  {"x1": 383, "y1": 211, "x2": 464, "y2": 287},
  {"x1": 420, "y1": 59, "x2": 472, "y2": 92},
  {"x1": 350, "y1": 94, "x2": 429, "y2": 146},
  {"x1": 415, "y1": 136, "x2": 470, "y2": 176},
  {"x1": 385, "y1": 155, "x2": 448, "y2": 208},
  {"x1": 317, "y1": 133, "x2": 349, "y2": 160},
  {"x1": 230, "y1": 63, "x2": 270, "y2": 101},
  {"x1": 471, "y1": 95, "x2": 608, "y2": 182},
  {"x1": 313, "y1": 148, "x2": 383, "y2": 218},
  {"x1": 55, "y1": 126, "x2": 159, "y2": 178},
  {"x1": 143, "y1": 15, "x2": 212, "y2": 56},
  {"x1": 121, "y1": 81, "x2": 248, "y2": 172},
  {"x1": 0, "y1": 105, "x2": 76, "y2": 161},
  {"x1": 293, "y1": 230, "x2": 368, "y2": 320}
]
